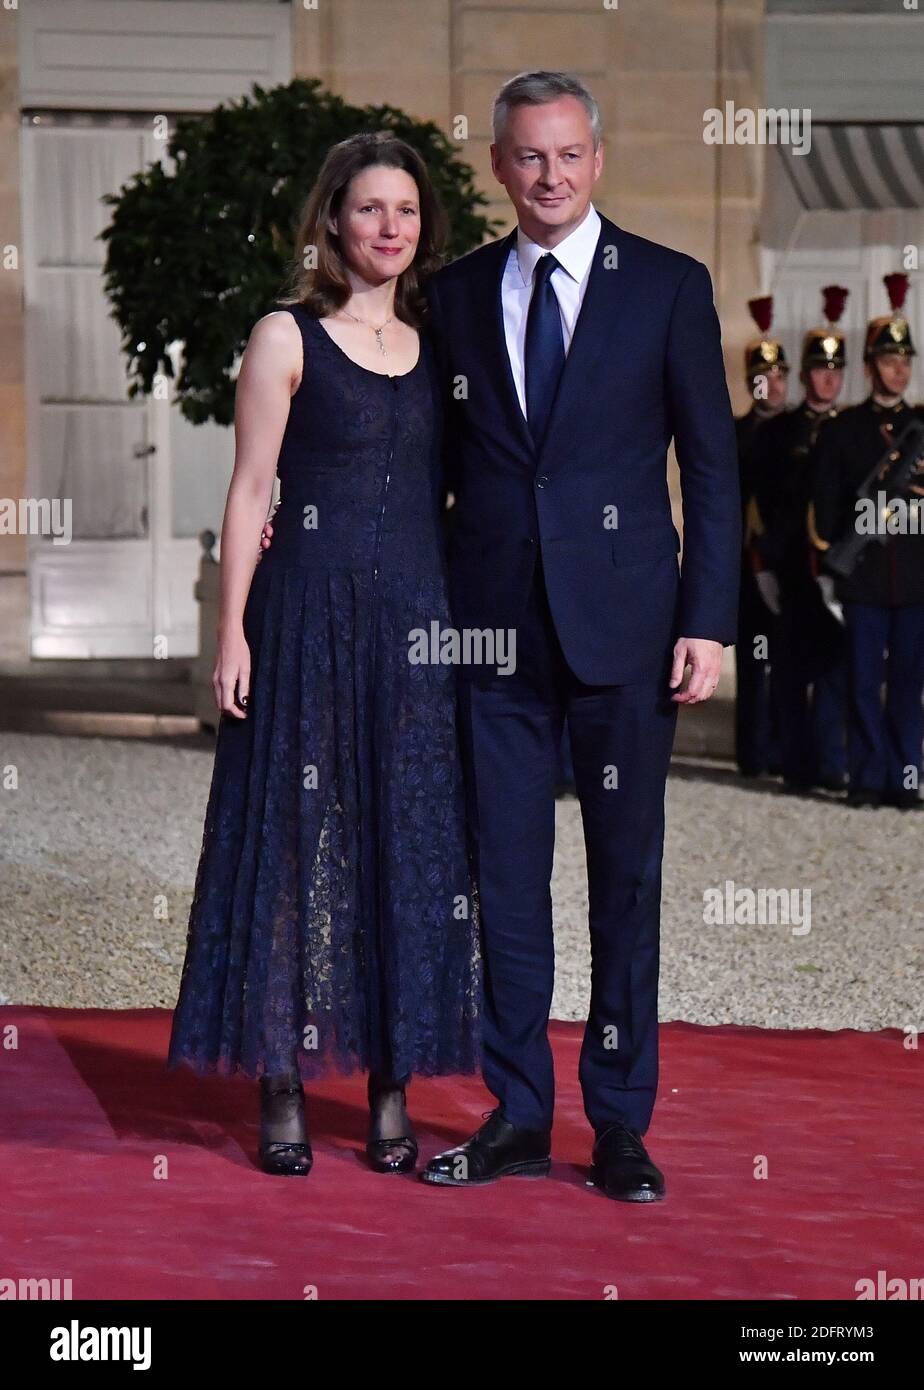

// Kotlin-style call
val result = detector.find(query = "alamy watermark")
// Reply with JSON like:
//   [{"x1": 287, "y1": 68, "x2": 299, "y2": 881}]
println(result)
[
  {"x1": 703, "y1": 102, "x2": 812, "y2": 156},
  {"x1": 408, "y1": 623, "x2": 516, "y2": 675},
  {"x1": 854, "y1": 492, "x2": 924, "y2": 536},
  {"x1": 0, "y1": 498, "x2": 72, "y2": 545},
  {"x1": 703, "y1": 879, "x2": 811, "y2": 936},
  {"x1": 0, "y1": 1276, "x2": 73, "y2": 1299}
]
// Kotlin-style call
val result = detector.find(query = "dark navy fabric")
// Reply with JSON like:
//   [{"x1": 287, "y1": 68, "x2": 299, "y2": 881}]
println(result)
[
  {"x1": 524, "y1": 252, "x2": 565, "y2": 449},
  {"x1": 734, "y1": 407, "x2": 780, "y2": 775},
  {"x1": 843, "y1": 602, "x2": 924, "y2": 795},
  {"x1": 167, "y1": 304, "x2": 480, "y2": 1082},
  {"x1": 773, "y1": 591, "x2": 848, "y2": 786},
  {"x1": 426, "y1": 215, "x2": 740, "y2": 1136},
  {"x1": 457, "y1": 559, "x2": 676, "y2": 1134},
  {"x1": 735, "y1": 561, "x2": 781, "y2": 775}
]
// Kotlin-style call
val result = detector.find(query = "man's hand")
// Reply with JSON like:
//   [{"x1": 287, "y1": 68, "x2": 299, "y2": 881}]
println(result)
[
  {"x1": 669, "y1": 637, "x2": 723, "y2": 705},
  {"x1": 257, "y1": 514, "x2": 274, "y2": 559}
]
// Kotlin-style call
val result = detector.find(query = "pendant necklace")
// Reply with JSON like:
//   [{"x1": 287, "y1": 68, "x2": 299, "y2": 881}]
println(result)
[{"x1": 339, "y1": 306, "x2": 394, "y2": 357}]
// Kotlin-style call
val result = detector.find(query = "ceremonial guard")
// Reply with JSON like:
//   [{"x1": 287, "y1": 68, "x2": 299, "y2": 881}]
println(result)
[
  {"x1": 734, "y1": 296, "x2": 788, "y2": 776},
  {"x1": 811, "y1": 273, "x2": 924, "y2": 809},
  {"x1": 750, "y1": 286, "x2": 849, "y2": 792}
]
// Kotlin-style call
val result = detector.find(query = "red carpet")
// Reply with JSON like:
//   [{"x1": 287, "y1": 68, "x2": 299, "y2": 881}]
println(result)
[{"x1": 1, "y1": 1007, "x2": 920, "y2": 1300}]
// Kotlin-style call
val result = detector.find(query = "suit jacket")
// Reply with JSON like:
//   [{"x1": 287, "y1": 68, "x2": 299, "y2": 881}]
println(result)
[
  {"x1": 750, "y1": 402, "x2": 837, "y2": 591},
  {"x1": 735, "y1": 406, "x2": 765, "y2": 526},
  {"x1": 811, "y1": 397, "x2": 924, "y2": 607},
  {"x1": 425, "y1": 212, "x2": 741, "y2": 685}
]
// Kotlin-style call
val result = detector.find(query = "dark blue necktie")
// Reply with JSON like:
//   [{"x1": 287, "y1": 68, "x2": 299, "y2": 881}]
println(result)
[{"x1": 524, "y1": 252, "x2": 565, "y2": 449}]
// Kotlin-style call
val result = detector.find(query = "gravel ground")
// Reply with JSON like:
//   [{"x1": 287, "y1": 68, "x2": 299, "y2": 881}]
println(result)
[{"x1": 1, "y1": 729, "x2": 921, "y2": 1029}]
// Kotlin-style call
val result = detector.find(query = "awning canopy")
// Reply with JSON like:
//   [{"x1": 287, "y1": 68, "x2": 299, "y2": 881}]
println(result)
[{"x1": 776, "y1": 123, "x2": 924, "y2": 211}]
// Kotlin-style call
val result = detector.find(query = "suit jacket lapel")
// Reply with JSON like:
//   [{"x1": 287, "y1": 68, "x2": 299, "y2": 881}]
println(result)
[{"x1": 480, "y1": 227, "x2": 535, "y2": 463}]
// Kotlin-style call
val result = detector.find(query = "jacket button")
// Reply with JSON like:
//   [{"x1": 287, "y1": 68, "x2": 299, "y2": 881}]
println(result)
[{"x1": 536, "y1": 475, "x2": 549, "y2": 488}]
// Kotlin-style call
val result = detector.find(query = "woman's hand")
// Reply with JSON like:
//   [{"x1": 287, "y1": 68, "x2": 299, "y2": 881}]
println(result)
[{"x1": 213, "y1": 624, "x2": 251, "y2": 718}]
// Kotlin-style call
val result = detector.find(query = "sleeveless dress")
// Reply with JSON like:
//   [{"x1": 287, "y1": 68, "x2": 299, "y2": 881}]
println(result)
[{"x1": 166, "y1": 302, "x2": 480, "y2": 1082}]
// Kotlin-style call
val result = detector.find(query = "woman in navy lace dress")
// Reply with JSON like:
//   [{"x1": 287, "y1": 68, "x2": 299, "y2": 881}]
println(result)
[{"x1": 167, "y1": 134, "x2": 480, "y2": 1176}]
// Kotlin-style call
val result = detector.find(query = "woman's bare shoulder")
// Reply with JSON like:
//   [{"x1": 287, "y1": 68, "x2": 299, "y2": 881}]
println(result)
[
  {"x1": 251, "y1": 306, "x2": 302, "y2": 346},
  {"x1": 245, "y1": 308, "x2": 304, "y2": 384}
]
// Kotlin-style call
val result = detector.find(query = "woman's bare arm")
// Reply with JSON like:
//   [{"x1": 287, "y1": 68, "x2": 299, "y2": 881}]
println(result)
[{"x1": 212, "y1": 311, "x2": 301, "y2": 716}]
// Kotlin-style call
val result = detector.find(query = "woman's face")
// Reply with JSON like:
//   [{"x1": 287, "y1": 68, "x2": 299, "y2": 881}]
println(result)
[{"x1": 329, "y1": 164, "x2": 421, "y2": 286}]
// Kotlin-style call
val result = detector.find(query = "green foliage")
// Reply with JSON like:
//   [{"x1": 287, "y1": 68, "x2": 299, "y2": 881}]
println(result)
[{"x1": 100, "y1": 78, "x2": 499, "y2": 426}]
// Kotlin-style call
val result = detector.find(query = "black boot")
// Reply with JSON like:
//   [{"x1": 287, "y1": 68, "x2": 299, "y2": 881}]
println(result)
[{"x1": 258, "y1": 1071, "x2": 313, "y2": 1176}]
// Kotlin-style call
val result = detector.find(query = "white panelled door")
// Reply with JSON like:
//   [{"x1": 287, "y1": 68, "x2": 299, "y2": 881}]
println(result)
[{"x1": 22, "y1": 115, "x2": 233, "y2": 658}]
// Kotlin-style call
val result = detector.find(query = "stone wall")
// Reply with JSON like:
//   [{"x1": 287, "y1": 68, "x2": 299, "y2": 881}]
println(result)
[{"x1": 0, "y1": 8, "x2": 23, "y2": 572}]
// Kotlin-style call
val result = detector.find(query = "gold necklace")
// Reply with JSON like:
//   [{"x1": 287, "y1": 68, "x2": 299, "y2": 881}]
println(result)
[{"x1": 339, "y1": 307, "x2": 394, "y2": 357}]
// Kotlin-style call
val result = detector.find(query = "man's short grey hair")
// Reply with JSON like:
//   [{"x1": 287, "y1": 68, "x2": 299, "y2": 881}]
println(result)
[{"x1": 492, "y1": 71, "x2": 603, "y2": 150}]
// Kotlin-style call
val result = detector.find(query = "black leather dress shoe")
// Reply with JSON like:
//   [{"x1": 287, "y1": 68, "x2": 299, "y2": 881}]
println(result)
[
  {"x1": 885, "y1": 789, "x2": 922, "y2": 811},
  {"x1": 591, "y1": 1121, "x2": 665, "y2": 1203},
  {"x1": 846, "y1": 788, "x2": 881, "y2": 808},
  {"x1": 420, "y1": 1109, "x2": 551, "y2": 1186}
]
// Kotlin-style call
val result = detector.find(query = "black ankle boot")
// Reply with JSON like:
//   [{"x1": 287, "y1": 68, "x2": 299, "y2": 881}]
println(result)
[
  {"x1": 366, "y1": 1073, "x2": 418, "y2": 1174},
  {"x1": 258, "y1": 1071, "x2": 313, "y2": 1176}
]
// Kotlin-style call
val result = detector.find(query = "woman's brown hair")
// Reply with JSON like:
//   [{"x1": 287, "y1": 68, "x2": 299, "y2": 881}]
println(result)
[{"x1": 278, "y1": 131, "x2": 448, "y2": 327}]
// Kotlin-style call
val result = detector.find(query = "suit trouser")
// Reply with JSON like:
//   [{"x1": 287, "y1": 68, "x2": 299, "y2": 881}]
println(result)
[
  {"x1": 456, "y1": 557, "x2": 678, "y2": 1136},
  {"x1": 843, "y1": 602, "x2": 924, "y2": 795},
  {"x1": 773, "y1": 581, "x2": 848, "y2": 786},
  {"x1": 735, "y1": 561, "x2": 779, "y2": 774}
]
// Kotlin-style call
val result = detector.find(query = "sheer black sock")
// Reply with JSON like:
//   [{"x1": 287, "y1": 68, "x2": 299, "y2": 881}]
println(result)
[
  {"x1": 367, "y1": 1072, "x2": 417, "y2": 1169},
  {"x1": 258, "y1": 1070, "x2": 312, "y2": 1175}
]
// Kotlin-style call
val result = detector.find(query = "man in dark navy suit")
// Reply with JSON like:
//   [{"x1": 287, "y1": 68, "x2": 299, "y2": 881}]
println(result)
[
  {"x1": 420, "y1": 72, "x2": 741, "y2": 1201},
  {"x1": 811, "y1": 278, "x2": 924, "y2": 810},
  {"x1": 733, "y1": 298, "x2": 788, "y2": 779},
  {"x1": 750, "y1": 293, "x2": 849, "y2": 793}
]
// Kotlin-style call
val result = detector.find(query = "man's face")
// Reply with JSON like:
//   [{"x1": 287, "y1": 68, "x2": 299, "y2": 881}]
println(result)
[
  {"x1": 870, "y1": 352, "x2": 912, "y2": 399},
  {"x1": 491, "y1": 95, "x2": 603, "y2": 243},
  {"x1": 753, "y1": 366, "x2": 789, "y2": 409},
  {"x1": 805, "y1": 366, "x2": 843, "y2": 406}
]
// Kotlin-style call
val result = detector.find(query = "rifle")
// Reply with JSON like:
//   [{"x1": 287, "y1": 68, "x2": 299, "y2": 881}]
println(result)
[{"x1": 823, "y1": 418, "x2": 924, "y2": 580}]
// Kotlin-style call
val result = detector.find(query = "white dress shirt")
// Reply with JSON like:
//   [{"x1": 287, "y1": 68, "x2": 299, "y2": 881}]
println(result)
[{"x1": 501, "y1": 201, "x2": 601, "y2": 420}]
